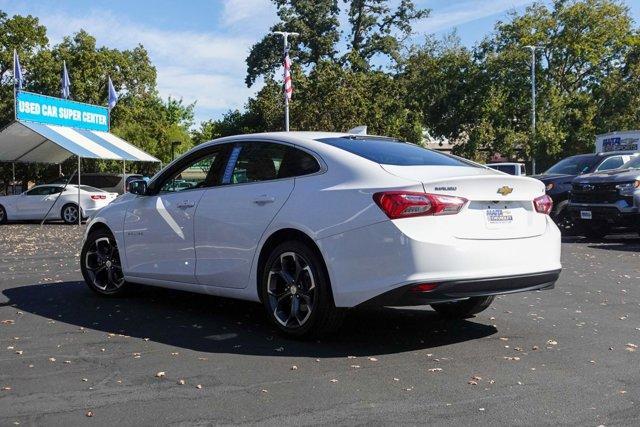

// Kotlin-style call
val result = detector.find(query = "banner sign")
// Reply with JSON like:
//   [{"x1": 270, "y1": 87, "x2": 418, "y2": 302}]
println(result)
[
  {"x1": 601, "y1": 136, "x2": 639, "y2": 152},
  {"x1": 16, "y1": 91, "x2": 109, "y2": 132}
]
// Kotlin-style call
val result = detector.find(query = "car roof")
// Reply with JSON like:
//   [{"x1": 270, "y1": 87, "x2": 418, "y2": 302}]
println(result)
[
  {"x1": 174, "y1": 131, "x2": 363, "y2": 165},
  {"x1": 596, "y1": 151, "x2": 639, "y2": 156},
  {"x1": 486, "y1": 163, "x2": 522, "y2": 166}
]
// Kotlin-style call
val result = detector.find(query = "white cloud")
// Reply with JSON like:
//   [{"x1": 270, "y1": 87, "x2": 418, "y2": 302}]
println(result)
[
  {"x1": 416, "y1": 0, "x2": 535, "y2": 33},
  {"x1": 221, "y1": 0, "x2": 277, "y2": 30},
  {"x1": 158, "y1": 66, "x2": 255, "y2": 110},
  {"x1": 5, "y1": 3, "x2": 277, "y2": 124}
]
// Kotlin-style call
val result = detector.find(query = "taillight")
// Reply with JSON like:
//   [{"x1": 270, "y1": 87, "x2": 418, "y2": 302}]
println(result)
[
  {"x1": 373, "y1": 191, "x2": 467, "y2": 219},
  {"x1": 410, "y1": 283, "x2": 438, "y2": 292},
  {"x1": 90, "y1": 195, "x2": 107, "y2": 200},
  {"x1": 533, "y1": 194, "x2": 553, "y2": 214}
]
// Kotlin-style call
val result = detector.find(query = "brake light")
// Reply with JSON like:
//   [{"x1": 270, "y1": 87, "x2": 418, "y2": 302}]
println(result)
[
  {"x1": 90, "y1": 195, "x2": 107, "y2": 200},
  {"x1": 533, "y1": 194, "x2": 553, "y2": 214},
  {"x1": 410, "y1": 283, "x2": 438, "y2": 292},
  {"x1": 373, "y1": 191, "x2": 467, "y2": 219}
]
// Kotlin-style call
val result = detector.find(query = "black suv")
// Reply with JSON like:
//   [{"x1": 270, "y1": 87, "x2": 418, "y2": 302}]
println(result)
[
  {"x1": 568, "y1": 155, "x2": 640, "y2": 239},
  {"x1": 532, "y1": 152, "x2": 639, "y2": 231}
]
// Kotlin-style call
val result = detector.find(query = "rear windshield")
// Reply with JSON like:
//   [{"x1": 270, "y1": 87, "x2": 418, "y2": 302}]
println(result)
[{"x1": 316, "y1": 137, "x2": 478, "y2": 167}]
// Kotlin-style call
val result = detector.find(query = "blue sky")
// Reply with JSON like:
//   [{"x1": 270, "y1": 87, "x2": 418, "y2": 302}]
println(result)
[{"x1": 4, "y1": 0, "x2": 640, "y2": 124}]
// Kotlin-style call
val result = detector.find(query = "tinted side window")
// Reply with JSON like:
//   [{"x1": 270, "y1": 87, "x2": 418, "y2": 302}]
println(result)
[
  {"x1": 228, "y1": 142, "x2": 288, "y2": 184},
  {"x1": 26, "y1": 187, "x2": 50, "y2": 196},
  {"x1": 278, "y1": 147, "x2": 320, "y2": 178},
  {"x1": 596, "y1": 156, "x2": 623, "y2": 171},
  {"x1": 160, "y1": 147, "x2": 224, "y2": 193}
]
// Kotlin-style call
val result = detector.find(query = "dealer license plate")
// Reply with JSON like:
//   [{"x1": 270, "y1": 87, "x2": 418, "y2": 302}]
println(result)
[
  {"x1": 486, "y1": 208, "x2": 513, "y2": 224},
  {"x1": 580, "y1": 210, "x2": 592, "y2": 220}
]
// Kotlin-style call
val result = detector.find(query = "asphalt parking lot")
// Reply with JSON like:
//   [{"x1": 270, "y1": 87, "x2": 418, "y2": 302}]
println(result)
[{"x1": 1, "y1": 224, "x2": 639, "y2": 425}]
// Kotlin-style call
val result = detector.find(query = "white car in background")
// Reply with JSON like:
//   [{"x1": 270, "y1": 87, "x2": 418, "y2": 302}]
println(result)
[
  {"x1": 81, "y1": 132, "x2": 561, "y2": 338},
  {"x1": 486, "y1": 162, "x2": 527, "y2": 176},
  {"x1": 0, "y1": 184, "x2": 117, "y2": 225}
]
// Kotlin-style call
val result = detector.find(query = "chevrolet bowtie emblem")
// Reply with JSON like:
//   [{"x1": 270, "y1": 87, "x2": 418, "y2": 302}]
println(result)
[{"x1": 497, "y1": 186, "x2": 513, "y2": 196}]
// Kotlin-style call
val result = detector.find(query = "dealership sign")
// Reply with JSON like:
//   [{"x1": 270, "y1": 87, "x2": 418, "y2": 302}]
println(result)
[{"x1": 16, "y1": 91, "x2": 109, "y2": 132}]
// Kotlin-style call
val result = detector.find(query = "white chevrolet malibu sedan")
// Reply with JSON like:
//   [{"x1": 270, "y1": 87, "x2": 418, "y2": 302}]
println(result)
[
  {"x1": 0, "y1": 184, "x2": 117, "y2": 225},
  {"x1": 80, "y1": 132, "x2": 561, "y2": 337}
]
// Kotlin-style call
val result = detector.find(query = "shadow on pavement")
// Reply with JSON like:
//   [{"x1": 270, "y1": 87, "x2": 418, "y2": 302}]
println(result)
[{"x1": 2, "y1": 281, "x2": 496, "y2": 358}]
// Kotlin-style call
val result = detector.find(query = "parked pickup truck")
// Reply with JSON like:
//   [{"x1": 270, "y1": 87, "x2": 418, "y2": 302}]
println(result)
[
  {"x1": 568, "y1": 155, "x2": 640, "y2": 239},
  {"x1": 532, "y1": 151, "x2": 638, "y2": 232}
]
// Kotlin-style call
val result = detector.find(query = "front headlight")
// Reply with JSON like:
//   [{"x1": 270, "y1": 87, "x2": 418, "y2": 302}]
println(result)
[
  {"x1": 616, "y1": 180, "x2": 640, "y2": 196},
  {"x1": 545, "y1": 183, "x2": 554, "y2": 192}
]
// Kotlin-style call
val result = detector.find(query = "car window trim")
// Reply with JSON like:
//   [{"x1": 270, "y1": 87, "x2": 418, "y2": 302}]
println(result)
[
  {"x1": 220, "y1": 140, "x2": 326, "y2": 188},
  {"x1": 148, "y1": 144, "x2": 232, "y2": 196}
]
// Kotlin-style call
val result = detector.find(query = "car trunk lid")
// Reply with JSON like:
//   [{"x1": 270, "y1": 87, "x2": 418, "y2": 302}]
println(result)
[{"x1": 381, "y1": 165, "x2": 547, "y2": 239}]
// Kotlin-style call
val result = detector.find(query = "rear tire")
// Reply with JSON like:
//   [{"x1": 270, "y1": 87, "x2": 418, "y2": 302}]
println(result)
[
  {"x1": 81, "y1": 229, "x2": 130, "y2": 297},
  {"x1": 0, "y1": 205, "x2": 6, "y2": 224},
  {"x1": 431, "y1": 296, "x2": 495, "y2": 319},
  {"x1": 259, "y1": 241, "x2": 344, "y2": 339},
  {"x1": 61, "y1": 203, "x2": 82, "y2": 225}
]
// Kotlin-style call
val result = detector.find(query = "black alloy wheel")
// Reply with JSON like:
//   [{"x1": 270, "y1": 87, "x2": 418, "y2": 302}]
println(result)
[
  {"x1": 81, "y1": 230, "x2": 129, "y2": 296},
  {"x1": 260, "y1": 241, "x2": 344, "y2": 338}
]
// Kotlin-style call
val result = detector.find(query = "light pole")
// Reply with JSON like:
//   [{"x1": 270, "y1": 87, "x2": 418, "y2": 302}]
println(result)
[
  {"x1": 523, "y1": 45, "x2": 543, "y2": 174},
  {"x1": 273, "y1": 31, "x2": 298, "y2": 131}
]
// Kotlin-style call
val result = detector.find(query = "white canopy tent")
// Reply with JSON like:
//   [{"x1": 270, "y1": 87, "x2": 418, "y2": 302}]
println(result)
[{"x1": 0, "y1": 120, "x2": 161, "y2": 224}]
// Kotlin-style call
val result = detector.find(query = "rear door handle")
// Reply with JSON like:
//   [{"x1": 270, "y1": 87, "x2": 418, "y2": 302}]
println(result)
[
  {"x1": 253, "y1": 195, "x2": 275, "y2": 205},
  {"x1": 177, "y1": 200, "x2": 196, "y2": 209}
]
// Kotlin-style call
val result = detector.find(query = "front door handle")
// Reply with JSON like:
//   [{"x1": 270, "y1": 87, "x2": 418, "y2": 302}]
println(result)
[
  {"x1": 177, "y1": 200, "x2": 196, "y2": 209},
  {"x1": 253, "y1": 195, "x2": 275, "y2": 205}
]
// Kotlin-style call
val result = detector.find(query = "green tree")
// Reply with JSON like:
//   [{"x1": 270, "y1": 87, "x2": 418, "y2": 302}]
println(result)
[
  {"x1": 344, "y1": 0, "x2": 429, "y2": 71},
  {"x1": 245, "y1": 0, "x2": 341, "y2": 87},
  {"x1": 449, "y1": 0, "x2": 637, "y2": 167}
]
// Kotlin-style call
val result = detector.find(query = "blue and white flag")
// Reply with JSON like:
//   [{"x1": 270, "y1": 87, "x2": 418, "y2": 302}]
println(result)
[
  {"x1": 107, "y1": 76, "x2": 117, "y2": 110},
  {"x1": 61, "y1": 61, "x2": 71, "y2": 99},
  {"x1": 13, "y1": 49, "x2": 23, "y2": 90}
]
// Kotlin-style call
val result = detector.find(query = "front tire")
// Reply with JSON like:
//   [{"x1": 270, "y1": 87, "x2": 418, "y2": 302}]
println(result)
[
  {"x1": 61, "y1": 203, "x2": 81, "y2": 225},
  {"x1": 431, "y1": 296, "x2": 495, "y2": 319},
  {"x1": 81, "y1": 229, "x2": 129, "y2": 296},
  {"x1": 260, "y1": 241, "x2": 344, "y2": 338},
  {"x1": 0, "y1": 205, "x2": 6, "y2": 224}
]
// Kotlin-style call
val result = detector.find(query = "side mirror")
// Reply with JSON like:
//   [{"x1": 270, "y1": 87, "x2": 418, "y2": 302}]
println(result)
[{"x1": 128, "y1": 180, "x2": 148, "y2": 196}]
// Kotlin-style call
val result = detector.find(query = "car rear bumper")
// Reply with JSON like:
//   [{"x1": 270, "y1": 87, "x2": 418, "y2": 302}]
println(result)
[
  {"x1": 316, "y1": 217, "x2": 562, "y2": 307},
  {"x1": 358, "y1": 270, "x2": 560, "y2": 306},
  {"x1": 568, "y1": 204, "x2": 639, "y2": 228}
]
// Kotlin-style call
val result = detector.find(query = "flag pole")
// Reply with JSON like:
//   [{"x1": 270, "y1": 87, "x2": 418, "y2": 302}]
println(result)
[
  {"x1": 273, "y1": 31, "x2": 298, "y2": 132},
  {"x1": 13, "y1": 49, "x2": 19, "y2": 121}
]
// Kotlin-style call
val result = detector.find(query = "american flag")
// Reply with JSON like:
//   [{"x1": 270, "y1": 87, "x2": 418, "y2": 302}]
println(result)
[{"x1": 283, "y1": 45, "x2": 292, "y2": 100}]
